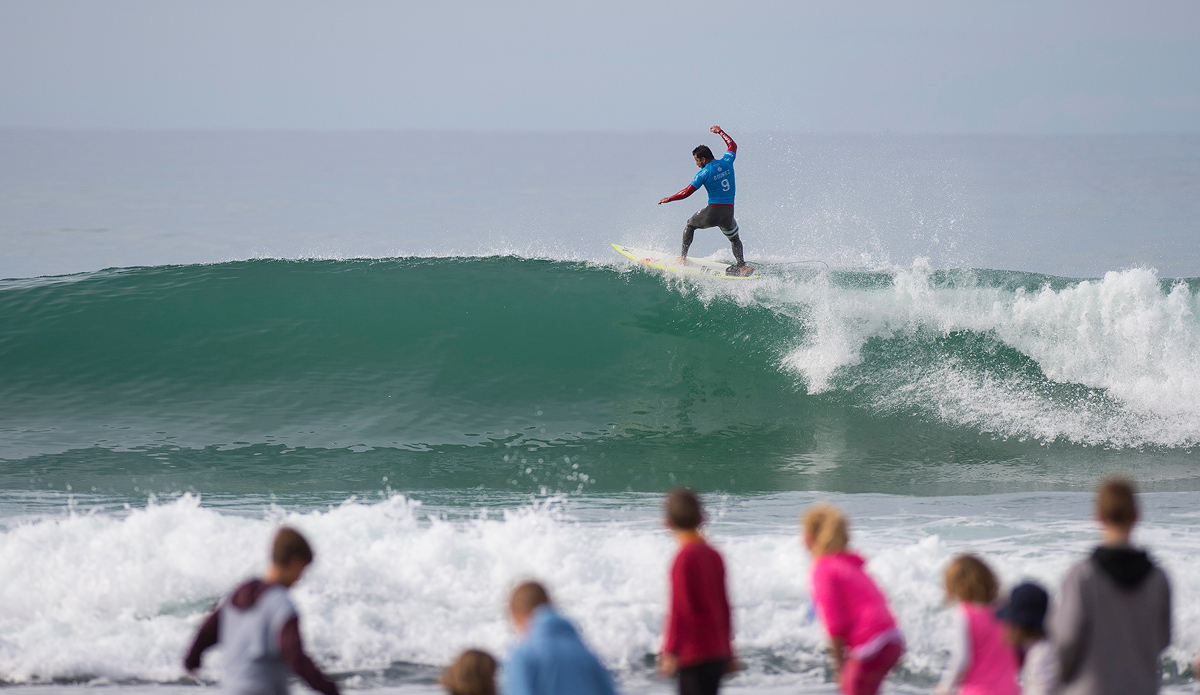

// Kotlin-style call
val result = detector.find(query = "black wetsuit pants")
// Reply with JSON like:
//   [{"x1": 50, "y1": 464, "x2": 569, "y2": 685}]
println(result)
[{"x1": 682, "y1": 205, "x2": 745, "y2": 265}]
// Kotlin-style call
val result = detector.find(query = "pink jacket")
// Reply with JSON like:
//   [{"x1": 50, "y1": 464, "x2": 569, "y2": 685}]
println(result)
[
  {"x1": 810, "y1": 552, "x2": 899, "y2": 651},
  {"x1": 959, "y1": 603, "x2": 1020, "y2": 695}
]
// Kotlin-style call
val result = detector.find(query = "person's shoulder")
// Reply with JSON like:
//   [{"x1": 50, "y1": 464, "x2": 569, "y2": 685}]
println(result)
[
  {"x1": 721, "y1": 150, "x2": 735, "y2": 162},
  {"x1": 701, "y1": 539, "x2": 727, "y2": 566},
  {"x1": 1147, "y1": 561, "x2": 1171, "y2": 591},
  {"x1": 686, "y1": 538, "x2": 724, "y2": 559},
  {"x1": 1065, "y1": 555, "x2": 1096, "y2": 580},
  {"x1": 262, "y1": 583, "x2": 298, "y2": 614},
  {"x1": 1024, "y1": 639, "x2": 1059, "y2": 687},
  {"x1": 812, "y1": 552, "x2": 859, "y2": 574}
]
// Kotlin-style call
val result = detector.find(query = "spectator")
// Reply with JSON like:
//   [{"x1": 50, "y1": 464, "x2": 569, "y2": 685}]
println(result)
[
  {"x1": 183, "y1": 527, "x2": 339, "y2": 695},
  {"x1": 802, "y1": 503, "x2": 904, "y2": 695},
  {"x1": 996, "y1": 582, "x2": 1058, "y2": 695},
  {"x1": 935, "y1": 554, "x2": 1020, "y2": 695},
  {"x1": 659, "y1": 487, "x2": 736, "y2": 695},
  {"x1": 440, "y1": 649, "x2": 496, "y2": 695},
  {"x1": 1052, "y1": 476, "x2": 1171, "y2": 695},
  {"x1": 504, "y1": 580, "x2": 616, "y2": 695}
]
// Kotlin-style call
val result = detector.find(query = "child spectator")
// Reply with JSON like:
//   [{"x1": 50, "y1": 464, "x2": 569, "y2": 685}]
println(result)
[
  {"x1": 659, "y1": 487, "x2": 735, "y2": 695},
  {"x1": 183, "y1": 526, "x2": 340, "y2": 695},
  {"x1": 935, "y1": 554, "x2": 1020, "y2": 695},
  {"x1": 440, "y1": 649, "x2": 497, "y2": 695},
  {"x1": 504, "y1": 580, "x2": 616, "y2": 695},
  {"x1": 1051, "y1": 476, "x2": 1171, "y2": 695},
  {"x1": 802, "y1": 504, "x2": 904, "y2": 695},
  {"x1": 996, "y1": 582, "x2": 1058, "y2": 695}
]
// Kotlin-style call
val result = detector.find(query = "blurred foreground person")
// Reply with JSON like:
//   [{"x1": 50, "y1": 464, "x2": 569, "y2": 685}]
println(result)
[
  {"x1": 659, "y1": 487, "x2": 736, "y2": 695},
  {"x1": 505, "y1": 580, "x2": 616, "y2": 695},
  {"x1": 996, "y1": 582, "x2": 1058, "y2": 695},
  {"x1": 802, "y1": 504, "x2": 903, "y2": 695},
  {"x1": 184, "y1": 527, "x2": 339, "y2": 695},
  {"x1": 440, "y1": 649, "x2": 496, "y2": 695},
  {"x1": 935, "y1": 555, "x2": 1020, "y2": 695},
  {"x1": 1052, "y1": 477, "x2": 1171, "y2": 695}
]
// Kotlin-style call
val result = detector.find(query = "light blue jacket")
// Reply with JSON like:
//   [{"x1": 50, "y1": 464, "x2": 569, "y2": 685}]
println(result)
[{"x1": 504, "y1": 607, "x2": 617, "y2": 695}]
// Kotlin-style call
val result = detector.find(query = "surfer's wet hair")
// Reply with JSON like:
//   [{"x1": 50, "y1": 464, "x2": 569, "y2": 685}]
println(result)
[
  {"x1": 666, "y1": 487, "x2": 704, "y2": 530},
  {"x1": 692, "y1": 145, "x2": 714, "y2": 162}
]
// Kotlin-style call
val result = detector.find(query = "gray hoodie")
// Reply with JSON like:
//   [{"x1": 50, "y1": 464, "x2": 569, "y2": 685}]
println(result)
[{"x1": 1051, "y1": 546, "x2": 1171, "y2": 695}]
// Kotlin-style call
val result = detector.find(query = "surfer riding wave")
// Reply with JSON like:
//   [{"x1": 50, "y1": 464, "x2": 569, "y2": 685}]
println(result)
[{"x1": 658, "y1": 126, "x2": 753, "y2": 277}]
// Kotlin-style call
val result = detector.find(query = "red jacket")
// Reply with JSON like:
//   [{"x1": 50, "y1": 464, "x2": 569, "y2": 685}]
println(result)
[{"x1": 662, "y1": 539, "x2": 734, "y2": 668}]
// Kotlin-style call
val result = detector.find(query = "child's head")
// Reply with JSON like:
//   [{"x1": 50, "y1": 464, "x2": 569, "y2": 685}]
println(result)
[
  {"x1": 1096, "y1": 476, "x2": 1138, "y2": 531},
  {"x1": 509, "y1": 580, "x2": 551, "y2": 634},
  {"x1": 944, "y1": 554, "x2": 999, "y2": 604},
  {"x1": 440, "y1": 649, "x2": 497, "y2": 695},
  {"x1": 272, "y1": 527, "x2": 314, "y2": 587},
  {"x1": 996, "y1": 582, "x2": 1049, "y2": 646},
  {"x1": 665, "y1": 487, "x2": 704, "y2": 531},
  {"x1": 801, "y1": 503, "x2": 848, "y2": 557}
]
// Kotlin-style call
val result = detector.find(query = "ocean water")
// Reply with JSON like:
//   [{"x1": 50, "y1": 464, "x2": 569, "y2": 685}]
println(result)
[{"x1": 1, "y1": 130, "x2": 1199, "y2": 693}]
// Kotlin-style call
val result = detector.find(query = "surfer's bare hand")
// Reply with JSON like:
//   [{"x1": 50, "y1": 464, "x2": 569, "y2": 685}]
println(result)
[
  {"x1": 658, "y1": 197, "x2": 670, "y2": 205},
  {"x1": 710, "y1": 125, "x2": 722, "y2": 134}
]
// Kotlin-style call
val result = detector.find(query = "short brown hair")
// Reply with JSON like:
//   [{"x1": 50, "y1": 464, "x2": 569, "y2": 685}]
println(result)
[
  {"x1": 509, "y1": 580, "x2": 551, "y2": 619},
  {"x1": 802, "y1": 503, "x2": 849, "y2": 556},
  {"x1": 272, "y1": 527, "x2": 314, "y2": 567},
  {"x1": 1097, "y1": 476, "x2": 1139, "y2": 529},
  {"x1": 440, "y1": 649, "x2": 497, "y2": 695},
  {"x1": 944, "y1": 554, "x2": 999, "y2": 604},
  {"x1": 665, "y1": 487, "x2": 703, "y2": 530}
]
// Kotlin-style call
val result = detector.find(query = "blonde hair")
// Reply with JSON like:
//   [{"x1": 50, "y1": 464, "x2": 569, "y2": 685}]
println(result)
[
  {"x1": 944, "y1": 554, "x2": 999, "y2": 604},
  {"x1": 440, "y1": 649, "x2": 497, "y2": 695},
  {"x1": 802, "y1": 503, "x2": 849, "y2": 556}
]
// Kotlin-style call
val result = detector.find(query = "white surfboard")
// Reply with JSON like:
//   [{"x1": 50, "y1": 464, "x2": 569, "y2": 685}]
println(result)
[{"x1": 612, "y1": 244, "x2": 760, "y2": 280}]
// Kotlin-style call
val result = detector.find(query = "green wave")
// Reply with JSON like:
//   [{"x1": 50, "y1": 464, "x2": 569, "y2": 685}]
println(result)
[{"x1": 2, "y1": 258, "x2": 1197, "y2": 495}]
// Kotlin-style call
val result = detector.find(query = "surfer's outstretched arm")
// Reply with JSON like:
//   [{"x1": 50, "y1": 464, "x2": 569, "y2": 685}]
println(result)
[{"x1": 658, "y1": 185, "x2": 697, "y2": 205}]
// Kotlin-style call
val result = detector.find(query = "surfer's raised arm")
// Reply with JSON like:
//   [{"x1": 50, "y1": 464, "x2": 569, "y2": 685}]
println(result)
[{"x1": 711, "y1": 125, "x2": 736, "y2": 154}]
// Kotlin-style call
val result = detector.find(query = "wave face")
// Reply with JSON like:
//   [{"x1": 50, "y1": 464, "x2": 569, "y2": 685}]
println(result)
[{"x1": 2, "y1": 257, "x2": 1198, "y2": 496}]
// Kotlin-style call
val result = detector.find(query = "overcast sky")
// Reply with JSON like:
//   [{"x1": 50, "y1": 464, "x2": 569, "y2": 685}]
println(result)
[{"x1": 2, "y1": 0, "x2": 1198, "y2": 133}]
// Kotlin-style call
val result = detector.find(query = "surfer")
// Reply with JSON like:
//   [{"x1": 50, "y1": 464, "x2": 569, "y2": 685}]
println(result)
[{"x1": 658, "y1": 125, "x2": 752, "y2": 276}]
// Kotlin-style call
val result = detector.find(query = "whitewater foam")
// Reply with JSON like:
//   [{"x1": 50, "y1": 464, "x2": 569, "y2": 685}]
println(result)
[
  {"x1": 776, "y1": 263, "x2": 1200, "y2": 447},
  {"x1": 3, "y1": 492, "x2": 1199, "y2": 689}
]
